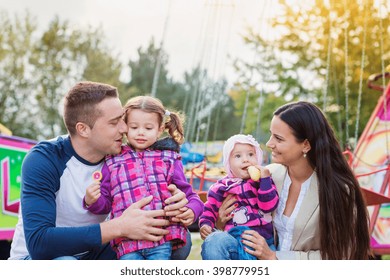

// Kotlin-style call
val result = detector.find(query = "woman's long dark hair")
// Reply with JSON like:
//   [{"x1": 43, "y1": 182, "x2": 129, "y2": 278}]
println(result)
[{"x1": 274, "y1": 101, "x2": 371, "y2": 259}]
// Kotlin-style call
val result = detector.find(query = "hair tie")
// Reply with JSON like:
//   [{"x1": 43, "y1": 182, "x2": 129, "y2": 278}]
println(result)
[{"x1": 165, "y1": 110, "x2": 171, "y2": 116}]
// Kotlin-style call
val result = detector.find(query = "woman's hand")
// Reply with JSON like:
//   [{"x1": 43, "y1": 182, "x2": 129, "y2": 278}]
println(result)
[
  {"x1": 241, "y1": 230, "x2": 277, "y2": 260},
  {"x1": 215, "y1": 194, "x2": 237, "y2": 230}
]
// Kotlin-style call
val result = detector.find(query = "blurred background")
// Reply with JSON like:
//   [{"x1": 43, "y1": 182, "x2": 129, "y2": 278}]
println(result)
[
  {"x1": 0, "y1": 0, "x2": 388, "y2": 146},
  {"x1": 0, "y1": 0, "x2": 389, "y2": 260}
]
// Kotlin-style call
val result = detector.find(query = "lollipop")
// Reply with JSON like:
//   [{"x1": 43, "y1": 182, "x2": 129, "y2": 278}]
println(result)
[{"x1": 92, "y1": 171, "x2": 102, "y2": 182}]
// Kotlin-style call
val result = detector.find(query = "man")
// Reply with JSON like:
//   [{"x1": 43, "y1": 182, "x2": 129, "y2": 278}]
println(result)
[{"x1": 9, "y1": 81, "x2": 193, "y2": 260}]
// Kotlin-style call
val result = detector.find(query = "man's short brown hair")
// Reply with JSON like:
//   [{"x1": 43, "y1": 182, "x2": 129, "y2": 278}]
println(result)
[{"x1": 63, "y1": 81, "x2": 118, "y2": 136}]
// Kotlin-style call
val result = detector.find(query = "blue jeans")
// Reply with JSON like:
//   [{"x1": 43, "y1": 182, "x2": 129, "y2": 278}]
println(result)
[
  {"x1": 201, "y1": 230, "x2": 275, "y2": 260},
  {"x1": 119, "y1": 242, "x2": 171, "y2": 260},
  {"x1": 120, "y1": 230, "x2": 192, "y2": 260},
  {"x1": 23, "y1": 230, "x2": 192, "y2": 260},
  {"x1": 32, "y1": 242, "x2": 117, "y2": 260},
  {"x1": 54, "y1": 242, "x2": 116, "y2": 260},
  {"x1": 201, "y1": 231, "x2": 239, "y2": 260}
]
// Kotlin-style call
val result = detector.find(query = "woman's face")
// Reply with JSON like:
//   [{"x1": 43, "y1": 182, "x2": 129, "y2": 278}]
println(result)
[{"x1": 266, "y1": 115, "x2": 307, "y2": 166}]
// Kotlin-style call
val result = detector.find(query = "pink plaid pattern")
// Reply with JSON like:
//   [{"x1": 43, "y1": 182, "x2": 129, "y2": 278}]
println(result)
[
  {"x1": 199, "y1": 176, "x2": 279, "y2": 241},
  {"x1": 105, "y1": 145, "x2": 187, "y2": 258}
]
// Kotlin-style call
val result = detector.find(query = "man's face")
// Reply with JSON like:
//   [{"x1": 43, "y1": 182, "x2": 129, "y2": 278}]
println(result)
[{"x1": 88, "y1": 97, "x2": 127, "y2": 161}]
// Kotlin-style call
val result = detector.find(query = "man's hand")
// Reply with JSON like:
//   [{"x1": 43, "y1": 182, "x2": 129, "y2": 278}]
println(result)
[
  {"x1": 85, "y1": 181, "x2": 101, "y2": 207},
  {"x1": 101, "y1": 196, "x2": 169, "y2": 244},
  {"x1": 164, "y1": 184, "x2": 188, "y2": 217}
]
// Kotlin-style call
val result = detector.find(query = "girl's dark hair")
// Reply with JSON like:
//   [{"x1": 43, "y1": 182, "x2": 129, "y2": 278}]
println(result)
[
  {"x1": 274, "y1": 101, "x2": 371, "y2": 259},
  {"x1": 124, "y1": 95, "x2": 185, "y2": 144}
]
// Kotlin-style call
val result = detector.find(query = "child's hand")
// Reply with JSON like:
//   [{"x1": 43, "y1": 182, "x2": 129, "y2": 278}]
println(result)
[
  {"x1": 85, "y1": 181, "x2": 101, "y2": 207},
  {"x1": 174, "y1": 207, "x2": 195, "y2": 227},
  {"x1": 200, "y1": 225, "x2": 213, "y2": 240},
  {"x1": 253, "y1": 165, "x2": 271, "y2": 178}
]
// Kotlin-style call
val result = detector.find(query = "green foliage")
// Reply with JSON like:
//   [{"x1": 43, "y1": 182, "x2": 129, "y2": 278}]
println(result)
[
  {"x1": 0, "y1": 10, "x2": 239, "y2": 143},
  {"x1": 79, "y1": 27, "x2": 131, "y2": 105},
  {"x1": 127, "y1": 39, "x2": 161, "y2": 95},
  {"x1": 125, "y1": 41, "x2": 241, "y2": 142},
  {"x1": 0, "y1": 11, "x2": 38, "y2": 139},
  {"x1": 80, "y1": 28, "x2": 123, "y2": 86},
  {"x1": 30, "y1": 16, "x2": 82, "y2": 137},
  {"x1": 233, "y1": 0, "x2": 389, "y2": 147},
  {"x1": 125, "y1": 39, "x2": 188, "y2": 108},
  {"x1": 0, "y1": 11, "x2": 127, "y2": 139}
]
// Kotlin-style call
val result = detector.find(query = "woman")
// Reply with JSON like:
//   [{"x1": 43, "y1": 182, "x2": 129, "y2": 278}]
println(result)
[{"x1": 203, "y1": 101, "x2": 371, "y2": 260}]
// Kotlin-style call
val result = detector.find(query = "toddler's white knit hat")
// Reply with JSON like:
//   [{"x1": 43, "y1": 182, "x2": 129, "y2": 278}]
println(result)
[{"x1": 223, "y1": 134, "x2": 263, "y2": 177}]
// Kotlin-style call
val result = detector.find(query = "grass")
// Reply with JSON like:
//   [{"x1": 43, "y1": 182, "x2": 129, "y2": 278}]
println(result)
[{"x1": 188, "y1": 232, "x2": 203, "y2": 260}]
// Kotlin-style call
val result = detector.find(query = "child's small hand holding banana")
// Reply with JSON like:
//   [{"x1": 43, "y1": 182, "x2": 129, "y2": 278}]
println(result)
[{"x1": 247, "y1": 165, "x2": 271, "y2": 181}]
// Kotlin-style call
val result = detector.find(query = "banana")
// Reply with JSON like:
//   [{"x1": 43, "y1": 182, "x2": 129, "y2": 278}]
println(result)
[{"x1": 248, "y1": 166, "x2": 261, "y2": 181}]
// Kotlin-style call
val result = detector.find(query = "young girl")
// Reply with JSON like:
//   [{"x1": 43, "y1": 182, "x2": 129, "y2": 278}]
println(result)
[
  {"x1": 199, "y1": 134, "x2": 279, "y2": 260},
  {"x1": 83, "y1": 95, "x2": 203, "y2": 260}
]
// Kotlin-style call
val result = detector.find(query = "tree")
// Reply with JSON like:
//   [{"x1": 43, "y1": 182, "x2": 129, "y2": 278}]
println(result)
[
  {"x1": 126, "y1": 40, "x2": 240, "y2": 143},
  {"x1": 30, "y1": 17, "x2": 129, "y2": 139},
  {"x1": 183, "y1": 67, "x2": 241, "y2": 143},
  {"x1": 78, "y1": 27, "x2": 130, "y2": 103},
  {"x1": 229, "y1": 36, "x2": 297, "y2": 140},
  {"x1": 0, "y1": 11, "x2": 130, "y2": 140},
  {"x1": 233, "y1": 0, "x2": 390, "y2": 147},
  {"x1": 125, "y1": 38, "x2": 187, "y2": 108},
  {"x1": 126, "y1": 39, "x2": 165, "y2": 96},
  {"x1": 29, "y1": 16, "x2": 89, "y2": 138},
  {"x1": 0, "y1": 11, "x2": 39, "y2": 139}
]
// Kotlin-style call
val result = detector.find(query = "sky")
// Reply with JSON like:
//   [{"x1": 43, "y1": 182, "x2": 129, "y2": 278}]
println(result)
[{"x1": 0, "y1": 0, "x2": 278, "y2": 84}]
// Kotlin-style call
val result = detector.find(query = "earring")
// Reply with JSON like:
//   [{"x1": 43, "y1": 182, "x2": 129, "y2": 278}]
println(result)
[{"x1": 303, "y1": 152, "x2": 307, "y2": 158}]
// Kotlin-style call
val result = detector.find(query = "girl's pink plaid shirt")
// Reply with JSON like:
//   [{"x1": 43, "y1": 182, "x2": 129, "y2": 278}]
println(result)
[{"x1": 105, "y1": 145, "x2": 187, "y2": 258}]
